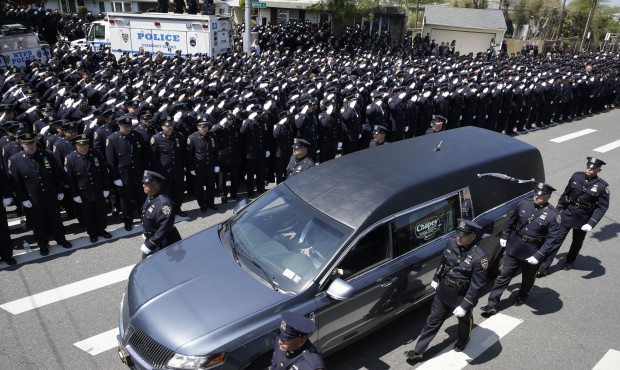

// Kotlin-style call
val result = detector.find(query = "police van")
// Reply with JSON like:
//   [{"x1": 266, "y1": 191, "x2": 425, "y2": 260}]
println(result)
[
  {"x1": 71, "y1": 12, "x2": 233, "y2": 58},
  {"x1": 0, "y1": 24, "x2": 51, "y2": 68}
]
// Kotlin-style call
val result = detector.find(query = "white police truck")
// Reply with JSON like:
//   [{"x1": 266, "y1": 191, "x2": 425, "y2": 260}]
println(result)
[
  {"x1": 71, "y1": 12, "x2": 233, "y2": 58},
  {"x1": 0, "y1": 24, "x2": 51, "y2": 68}
]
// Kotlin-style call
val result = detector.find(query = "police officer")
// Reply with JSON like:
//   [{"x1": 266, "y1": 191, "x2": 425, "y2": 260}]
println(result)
[
  {"x1": 211, "y1": 114, "x2": 241, "y2": 203},
  {"x1": 368, "y1": 125, "x2": 389, "y2": 147},
  {"x1": 480, "y1": 183, "x2": 560, "y2": 316},
  {"x1": 404, "y1": 219, "x2": 488, "y2": 361},
  {"x1": 271, "y1": 311, "x2": 325, "y2": 370},
  {"x1": 64, "y1": 134, "x2": 112, "y2": 243},
  {"x1": 286, "y1": 138, "x2": 314, "y2": 179},
  {"x1": 140, "y1": 171, "x2": 182, "y2": 259},
  {"x1": 187, "y1": 121, "x2": 219, "y2": 213},
  {"x1": 105, "y1": 116, "x2": 149, "y2": 231},
  {"x1": 425, "y1": 115, "x2": 448, "y2": 134},
  {"x1": 8, "y1": 132, "x2": 72, "y2": 256},
  {"x1": 150, "y1": 117, "x2": 187, "y2": 216},
  {"x1": 542, "y1": 157, "x2": 610, "y2": 272},
  {"x1": 240, "y1": 105, "x2": 269, "y2": 200},
  {"x1": 0, "y1": 159, "x2": 16, "y2": 265}
]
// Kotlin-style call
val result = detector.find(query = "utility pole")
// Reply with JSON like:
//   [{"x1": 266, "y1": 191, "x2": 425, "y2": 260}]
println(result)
[
  {"x1": 244, "y1": 0, "x2": 252, "y2": 53},
  {"x1": 556, "y1": 0, "x2": 568, "y2": 40},
  {"x1": 580, "y1": 0, "x2": 597, "y2": 52}
]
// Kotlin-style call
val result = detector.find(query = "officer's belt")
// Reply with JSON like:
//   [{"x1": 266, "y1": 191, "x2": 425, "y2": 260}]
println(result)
[
  {"x1": 516, "y1": 232, "x2": 543, "y2": 244},
  {"x1": 570, "y1": 200, "x2": 596, "y2": 210},
  {"x1": 443, "y1": 277, "x2": 470, "y2": 291}
]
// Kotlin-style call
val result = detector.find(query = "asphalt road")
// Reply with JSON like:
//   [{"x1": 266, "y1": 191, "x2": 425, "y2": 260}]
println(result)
[{"x1": 1, "y1": 109, "x2": 619, "y2": 370}]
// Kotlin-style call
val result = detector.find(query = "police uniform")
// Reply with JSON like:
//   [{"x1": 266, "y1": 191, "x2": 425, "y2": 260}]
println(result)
[
  {"x1": 368, "y1": 125, "x2": 389, "y2": 147},
  {"x1": 187, "y1": 122, "x2": 218, "y2": 212},
  {"x1": 140, "y1": 171, "x2": 182, "y2": 259},
  {"x1": 286, "y1": 138, "x2": 315, "y2": 178},
  {"x1": 405, "y1": 219, "x2": 488, "y2": 360},
  {"x1": 240, "y1": 106, "x2": 270, "y2": 200},
  {"x1": 271, "y1": 311, "x2": 325, "y2": 370},
  {"x1": 0, "y1": 159, "x2": 16, "y2": 265},
  {"x1": 211, "y1": 116, "x2": 241, "y2": 202},
  {"x1": 8, "y1": 133, "x2": 72, "y2": 255},
  {"x1": 273, "y1": 114, "x2": 295, "y2": 183},
  {"x1": 544, "y1": 157, "x2": 610, "y2": 271},
  {"x1": 150, "y1": 118, "x2": 187, "y2": 215},
  {"x1": 105, "y1": 119, "x2": 149, "y2": 230},
  {"x1": 64, "y1": 134, "x2": 112, "y2": 243},
  {"x1": 481, "y1": 183, "x2": 560, "y2": 316}
]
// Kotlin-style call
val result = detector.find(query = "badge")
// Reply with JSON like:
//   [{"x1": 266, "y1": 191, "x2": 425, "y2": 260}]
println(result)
[
  {"x1": 540, "y1": 212, "x2": 547, "y2": 220},
  {"x1": 481, "y1": 257, "x2": 489, "y2": 270},
  {"x1": 280, "y1": 319, "x2": 287, "y2": 332},
  {"x1": 162, "y1": 204, "x2": 171, "y2": 216},
  {"x1": 43, "y1": 158, "x2": 51, "y2": 169},
  {"x1": 148, "y1": 205, "x2": 154, "y2": 213},
  {"x1": 94, "y1": 158, "x2": 99, "y2": 167},
  {"x1": 591, "y1": 185, "x2": 598, "y2": 193},
  {"x1": 465, "y1": 256, "x2": 472, "y2": 265}
]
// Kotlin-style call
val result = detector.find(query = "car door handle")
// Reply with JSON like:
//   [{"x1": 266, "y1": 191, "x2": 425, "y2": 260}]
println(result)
[{"x1": 380, "y1": 277, "x2": 399, "y2": 288}]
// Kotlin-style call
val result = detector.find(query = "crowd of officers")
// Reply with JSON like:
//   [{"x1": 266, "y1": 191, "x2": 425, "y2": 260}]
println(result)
[{"x1": 0, "y1": 21, "x2": 619, "y2": 265}]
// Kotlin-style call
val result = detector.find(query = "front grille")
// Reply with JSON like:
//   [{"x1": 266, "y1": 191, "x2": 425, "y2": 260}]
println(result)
[{"x1": 127, "y1": 328, "x2": 175, "y2": 369}]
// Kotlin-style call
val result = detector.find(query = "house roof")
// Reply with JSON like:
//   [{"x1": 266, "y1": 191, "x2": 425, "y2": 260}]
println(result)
[{"x1": 424, "y1": 5, "x2": 507, "y2": 31}]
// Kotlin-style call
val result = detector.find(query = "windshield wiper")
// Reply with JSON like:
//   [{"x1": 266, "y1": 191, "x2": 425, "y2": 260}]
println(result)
[{"x1": 227, "y1": 220, "x2": 279, "y2": 292}]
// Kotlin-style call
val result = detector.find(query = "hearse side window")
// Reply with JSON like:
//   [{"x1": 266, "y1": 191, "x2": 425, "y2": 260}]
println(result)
[
  {"x1": 392, "y1": 193, "x2": 461, "y2": 256},
  {"x1": 336, "y1": 225, "x2": 390, "y2": 279}
]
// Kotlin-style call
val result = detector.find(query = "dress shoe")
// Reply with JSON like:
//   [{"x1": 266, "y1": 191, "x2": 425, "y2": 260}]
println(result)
[
  {"x1": 404, "y1": 350, "x2": 423, "y2": 361},
  {"x1": 177, "y1": 210, "x2": 188, "y2": 217},
  {"x1": 89, "y1": 236, "x2": 98, "y2": 243},
  {"x1": 200, "y1": 206, "x2": 208, "y2": 213},
  {"x1": 39, "y1": 246, "x2": 49, "y2": 256},
  {"x1": 101, "y1": 231, "x2": 113, "y2": 239},
  {"x1": 124, "y1": 223, "x2": 133, "y2": 231},
  {"x1": 564, "y1": 262, "x2": 573, "y2": 271},
  {"x1": 248, "y1": 195, "x2": 255, "y2": 200},
  {"x1": 454, "y1": 341, "x2": 468, "y2": 352},
  {"x1": 480, "y1": 305, "x2": 498, "y2": 317},
  {"x1": 536, "y1": 267, "x2": 547, "y2": 278},
  {"x1": 513, "y1": 296, "x2": 526, "y2": 306},
  {"x1": 1, "y1": 256, "x2": 17, "y2": 266},
  {"x1": 58, "y1": 240, "x2": 72, "y2": 248},
  {"x1": 208, "y1": 204, "x2": 218, "y2": 210}
]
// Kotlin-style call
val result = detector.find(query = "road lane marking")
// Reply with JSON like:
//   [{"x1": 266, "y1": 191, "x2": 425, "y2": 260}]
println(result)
[
  {"x1": 416, "y1": 313, "x2": 523, "y2": 370},
  {"x1": 550, "y1": 129, "x2": 597, "y2": 143},
  {"x1": 593, "y1": 349, "x2": 620, "y2": 370},
  {"x1": 593, "y1": 140, "x2": 620, "y2": 153},
  {"x1": 74, "y1": 328, "x2": 120, "y2": 356},
  {"x1": 0, "y1": 265, "x2": 135, "y2": 314}
]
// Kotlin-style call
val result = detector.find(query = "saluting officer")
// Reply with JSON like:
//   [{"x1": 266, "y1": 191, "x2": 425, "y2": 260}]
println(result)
[
  {"x1": 211, "y1": 114, "x2": 241, "y2": 203},
  {"x1": 271, "y1": 311, "x2": 326, "y2": 370},
  {"x1": 542, "y1": 157, "x2": 610, "y2": 272},
  {"x1": 8, "y1": 132, "x2": 72, "y2": 256},
  {"x1": 64, "y1": 134, "x2": 113, "y2": 243},
  {"x1": 151, "y1": 116, "x2": 187, "y2": 216},
  {"x1": 187, "y1": 121, "x2": 219, "y2": 213},
  {"x1": 425, "y1": 115, "x2": 448, "y2": 134},
  {"x1": 240, "y1": 105, "x2": 270, "y2": 200},
  {"x1": 105, "y1": 116, "x2": 149, "y2": 231},
  {"x1": 404, "y1": 219, "x2": 488, "y2": 362},
  {"x1": 368, "y1": 125, "x2": 389, "y2": 147},
  {"x1": 286, "y1": 138, "x2": 315, "y2": 179},
  {"x1": 140, "y1": 171, "x2": 182, "y2": 259},
  {"x1": 480, "y1": 183, "x2": 560, "y2": 317}
]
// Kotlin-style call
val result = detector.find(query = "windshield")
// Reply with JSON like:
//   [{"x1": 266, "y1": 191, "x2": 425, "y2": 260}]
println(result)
[{"x1": 227, "y1": 186, "x2": 352, "y2": 293}]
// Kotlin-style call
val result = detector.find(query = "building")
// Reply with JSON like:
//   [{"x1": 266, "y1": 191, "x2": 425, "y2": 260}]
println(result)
[{"x1": 422, "y1": 5, "x2": 507, "y2": 55}]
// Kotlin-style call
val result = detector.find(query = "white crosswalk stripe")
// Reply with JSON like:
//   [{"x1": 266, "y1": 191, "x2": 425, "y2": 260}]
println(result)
[
  {"x1": 73, "y1": 328, "x2": 120, "y2": 356},
  {"x1": 592, "y1": 349, "x2": 620, "y2": 370},
  {"x1": 593, "y1": 139, "x2": 620, "y2": 153},
  {"x1": 549, "y1": 129, "x2": 597, "y2": 143}
]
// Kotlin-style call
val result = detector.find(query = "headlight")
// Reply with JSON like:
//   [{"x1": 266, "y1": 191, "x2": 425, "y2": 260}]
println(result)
[{"x1": 167, "y1": 353, "x2": 226, "y2": 369}]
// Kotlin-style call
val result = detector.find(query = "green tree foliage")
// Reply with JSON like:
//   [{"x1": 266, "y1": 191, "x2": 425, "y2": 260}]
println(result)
[
  {"x1": 310, "y1": 0, "x2": 382, "y2": 22},
  {"x1": 562, "y1": 0, "x2": 620, "y2": 42},
  {"x1": 447, "y1": 0, "x2": 489, "y2": 9}
]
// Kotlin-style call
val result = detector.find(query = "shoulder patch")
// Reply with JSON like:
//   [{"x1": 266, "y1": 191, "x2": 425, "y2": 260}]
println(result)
[
  {"x1": 480, "y1": 257, "x2": 489, "y2": 270},
  {"x1": 161, "y1": 204, "x2": 171, "y2": 216},
  {"x1": 556, "y1": 213, "x2": 562, "y2": 224}
]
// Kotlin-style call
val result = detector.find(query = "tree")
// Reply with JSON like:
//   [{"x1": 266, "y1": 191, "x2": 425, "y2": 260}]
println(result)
[
  {"x1": 562, "y1": 0, "x2": 620, "y2": 45},
  {"x1": 447, "y1": 0, "x2": 489, "y2": 8},
  {"x1": 310, "y1": 0, "x2": 382, "y2": 22}
]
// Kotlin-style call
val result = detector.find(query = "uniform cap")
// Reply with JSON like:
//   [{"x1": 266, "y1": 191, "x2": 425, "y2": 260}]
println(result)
[
  {"x1": 292, "y1": 138, "x2": 311, "y2": 149},
  {"x1": 61, "y1": 121, "x2": 78, "y2": 131},
  {"x1": 455, "y1": 219, "x2": 481, "y2": 236},
  {"x1": 71, "y1": 134, "x2": 90, "y2": 145},
  {"x1": 373, "y1": 125, "x2": 388, "y2": 134},
  {"x1": 141, "y1": 110, "x2": 153, "y2": 119},
  {"x1": 116, "y1": 115, "x2": 133, "y2": 126},
  {"x1": 142, "y1": 170, "x2": 166, "y2": 183},
  {"x1": 431, "y1": 115, "x2": 447, "y2": 125},
  {"x1": 534, "y1": 182, "x2": 555, "y2": 196},
  {"x1": 197, "y1": 121, "x2": 210, "y2": 127},
  {"x1": 278, "y1": 311, "x2": 316, "y2": 340},
  {"x1": 586, "y1": 156, "x2": 606, "y2": 169},
  {"x1": 162, "y1": 116, "x2": 174, "y2": 126},
  {"x1": 18, "y1": 132, "x2": 36, "y2": 143}
]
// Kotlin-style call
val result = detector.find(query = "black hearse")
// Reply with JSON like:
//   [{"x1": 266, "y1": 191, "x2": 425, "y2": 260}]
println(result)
[{"x1": 118, "y1": 127, "x2": 544, "y2": 370}]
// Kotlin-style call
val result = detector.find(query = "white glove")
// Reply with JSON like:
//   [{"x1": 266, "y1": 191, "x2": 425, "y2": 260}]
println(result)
[
  {"x1": 141, "y1": 244, "x2": 152, "y2": 255},
  {"x1": 22, "y1": 200, "x2": 33, "y2": 208},
  {"x1": 453, "y1": 306, "x2": 466, "y2": 318},
  {"x1": 337, "y1": 142, "x2": 342, "y2": 149},
  {"x1": 265, "y1": 151, "x2": 270, "y2": 158},
  {"x1": 404, "y1": 126, "x2": 409, "y2": 132},
  {"x1": 190, "y1": 170, "x2": 196, "y2": 176},
  {"x1": 431, "y1": 280, "x2": 438, "y2": 289},
  {"x1": 499, "y1": 238, "x2": 507, "y2": 247},
  {"x1": 2, "y1": 198, "x2": 12, "y2": 207},
  {"x1": 57, "y1": 193, "x2": 64, "y2": 201},
  {"x1": 103, "y1": 191, "x2": 109, "y2": 198},
  {"x1": 73, "y1": 196, "x2": 82, "y2": 203},
  {"x1": 526, "y1": 256, "x2": 539, "y2": 265},
  {"x1": 142, "y1": 234, "x2": 146, "y2": 240},
  {"x1": 581, "y1": 224, "x2": 593, "y2": 232},
  {"x1": 214, "y1": 166, "x2": 220, "y2": 173},
  {"x1": 113, "y1": 179, "x2": 123, "y2": 187},
  {"x1": 358, "y1": 134, "x2": 362, "y2": 139}
]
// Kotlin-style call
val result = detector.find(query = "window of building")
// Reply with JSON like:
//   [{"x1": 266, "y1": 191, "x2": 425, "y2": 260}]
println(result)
[{"x1": 277, "y1": 9, "x2": 300, "y2": 24}]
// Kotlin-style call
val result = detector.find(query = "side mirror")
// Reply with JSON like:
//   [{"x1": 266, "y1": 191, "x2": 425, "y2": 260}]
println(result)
[
  {"x1": 326, "y1": 278, "x2": 355, "y2": 301},
  {"x1": 232, "y1": 199, "x2": 248, "y2": 215}
]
